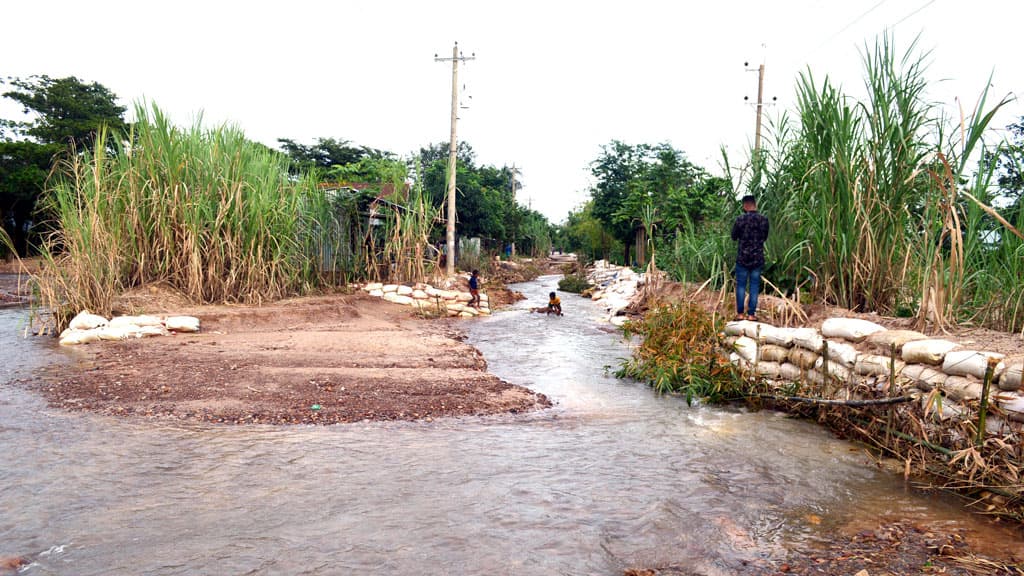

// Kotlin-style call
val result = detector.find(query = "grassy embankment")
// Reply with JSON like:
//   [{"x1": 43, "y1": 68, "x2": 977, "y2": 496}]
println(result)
[{"x1": 26, "y1": 103, "x2": 437, "y2": 329}]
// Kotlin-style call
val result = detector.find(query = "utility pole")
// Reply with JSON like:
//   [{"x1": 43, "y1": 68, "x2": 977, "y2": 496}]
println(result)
[
  {"x1": 744, "y1": 61, "x2": 775, "y2": 154},
  {"x1": 435, "y1": 42, "x2": 475, "y2": 276},
  {"x1": 510, "y1": 164, "x2": 518, "y2": 258}
]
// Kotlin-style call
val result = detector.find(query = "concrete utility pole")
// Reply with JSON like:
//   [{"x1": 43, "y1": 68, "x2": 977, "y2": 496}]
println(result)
[
  {"x1": 754, "y1": 63, "x2": 765, "y2": 151},
  {"x1": 509, "y1": 164, "x2": 518, "y2": 258},
  {"x1": 745, "y1": 61, "x2": 775, "y2": 153},
  {"x1": 435, "y1": 42, "x2": 475, "y2": 276}
]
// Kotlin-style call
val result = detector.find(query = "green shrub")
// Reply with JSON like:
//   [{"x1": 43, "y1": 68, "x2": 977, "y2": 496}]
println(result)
[{"x1": 558, "y1": 274, "x2": 591, "y2": 293}]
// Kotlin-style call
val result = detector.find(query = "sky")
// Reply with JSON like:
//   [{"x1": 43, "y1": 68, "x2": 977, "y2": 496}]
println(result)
[{"x1": 2, "y1": 0, "x2": 1022, "y2": 223}]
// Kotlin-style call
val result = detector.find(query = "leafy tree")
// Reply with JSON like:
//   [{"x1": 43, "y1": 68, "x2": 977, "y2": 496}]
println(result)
[
  {"x1": 276, "y1": 137, "x2": 394, "y2": 174},
  {"x1": 3, "y1": 75, "x2": 126, "y2": 149},
  {"x1": 0, "y1": 141, "x2": 62, "y2": 256},
  {"x1": 993, "y1": 117, "x2": 1024, "y2": 224},
  {"x1": 1, "y1": 76, "x2": 126, "y2": 256}
]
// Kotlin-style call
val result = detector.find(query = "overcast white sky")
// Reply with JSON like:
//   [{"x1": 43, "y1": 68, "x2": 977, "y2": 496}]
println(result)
[{"x1": 2, "y1": 0, "x2": 1022, "y2": 222}]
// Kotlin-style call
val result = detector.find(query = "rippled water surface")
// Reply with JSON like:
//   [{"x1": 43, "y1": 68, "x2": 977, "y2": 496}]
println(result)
[{"x1": 0, "y1": 277, "x2": 1014, "y2": 575}]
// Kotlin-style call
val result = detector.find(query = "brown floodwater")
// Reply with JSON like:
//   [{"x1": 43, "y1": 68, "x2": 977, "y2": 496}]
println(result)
[{"x1": 0, "y1": 277, "x2": 1019, "y2": 575}]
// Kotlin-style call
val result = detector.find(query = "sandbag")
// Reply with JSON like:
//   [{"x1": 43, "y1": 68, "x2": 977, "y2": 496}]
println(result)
[
  {"x1": 814, "y1": 357, "x2": 853, "y2": 382},
  {"x1": 755, "y1": 361, "x2": 781, "y2": 378},
  {"x1": 821, "y1": 317, "x2": 886, "y2": 342},
  {"x1": 761, "y1": 326, "x2": 796, "y2": 347},
  {"x1": 758, "y1": 344, "x2": 790, "y2": 363},
  {"x1": 363, "y1": 282, "x2": 383, "y2": 291},
  {"x1": 901, "y1": 339, "x2": 959, "y2": 365},
  {"x1": 942, "y1": 350, "x2": 1006, "y2": 380},
  {"x1": 855, "y1": 354, "x2": 905, "y2": 377},
  {"x1": 109, "y1": 315, "x2": 163, "y2": 328},
  {"x1": 382, "y1": 293, "x2": 415, "y2": 306},
  {"x1": 381, "y1": 284, "x2": 399, "y2": 293},
  {"x1": 59, "y1": 328, "x2": 102, "y2": 346},
  {"x1": 368, "y1": 289, "x2": 384, "y2": 297},
  {"x1": 68, "y1": 311, "x2": 108, "y2": 331},
  {"x1": 723, "y1": 321, "x2": 750, "y2": 337},
  {"x1": 788, "y1": 347, "x2": 819, "y2": 369},
  {"x1": 922, "y1": 394, "x2": 966, "y2": 421},
  {"x1": 822, "y1": 340, "x2": 858, "y2": 367},
  {"x1": 941, "y1": 375, "x2": 984, "y2": 402},
  {"x1": 397, "y1": 285, "x2": 414, "y2": 296},
  {"x1": 411, "y1": 289, "x2": 429, "y2": 300},
  {"x1": 97, "y1": 324, "x2": 148, "y2": 340},
  {"x1": 865, "y1": 329, "x2": 928, "y2": 353},
  {"x1": 901, "y1": 364, "x2": 947, "y2": 391},
  {"x1": 779, "y1": 363, "x2": 803, "y2": 381},
  {"x1": 791, "y1": 328, "x2": 823, "y2": 352},
  {"x1": 164, "y1": 315, "x2": 200, "y2": 333},
  {"x1": 995, "y1": 392, "x2": 1024, "y2": 415},
  {"x1": 999, "y1": 363, "x2": 1023, "y2": 391},
  {"x1": 733, "y1": 336, "x2": 758, "y2": 364}
]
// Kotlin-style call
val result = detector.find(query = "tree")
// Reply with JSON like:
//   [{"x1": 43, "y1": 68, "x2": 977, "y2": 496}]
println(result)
[
  {"x1": 993, "y1": 117, "x2": 1024, "y2": 224},
  {"x1": 277, "y1": 137, "x2": 374, "y2": 174},
  {"x1": 1, "y1": 76, "x2": 126, "y2": 256},
  {"x1": 0, "y1": 141, "x2": 61, "y2": 256},
  {"x1": 3, "y1": 75, "x2": 126, "y2": 149}
]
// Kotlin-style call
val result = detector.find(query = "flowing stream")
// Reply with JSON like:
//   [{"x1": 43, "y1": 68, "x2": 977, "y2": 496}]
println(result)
[{"x1": 0, "y1": 276, "x2": 1016, "y2": 575}]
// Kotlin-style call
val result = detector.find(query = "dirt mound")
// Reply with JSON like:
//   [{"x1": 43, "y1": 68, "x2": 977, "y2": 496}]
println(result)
[{"x1": 32, "y1": 293, "x2": 550, "y2": 425}]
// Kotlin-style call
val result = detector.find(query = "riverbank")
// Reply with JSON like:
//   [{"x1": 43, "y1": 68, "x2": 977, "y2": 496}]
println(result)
[{"x1": 28, "y1": 292, "x2": 549, "y2": 424}]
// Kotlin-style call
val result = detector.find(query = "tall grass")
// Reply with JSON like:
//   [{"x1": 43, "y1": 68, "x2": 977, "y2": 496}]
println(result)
[
  {"x1": 34, "y1": 103, "x2": 331, "y2": 326},
  {"x1": 711, "y1": 35, "x2": 1020, "y2": 332}
]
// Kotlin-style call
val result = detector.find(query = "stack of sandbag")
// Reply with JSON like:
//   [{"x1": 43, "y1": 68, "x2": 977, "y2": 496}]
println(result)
[
  {"x1": 361, "y1": 281, "x2": 490, "y2": 318},
  {"x1": 59, "y1": 310, "x2": 200, "y2": 346},
  {"x1": 722, "y1": 316, "x2": 1024, "y2": 432}
]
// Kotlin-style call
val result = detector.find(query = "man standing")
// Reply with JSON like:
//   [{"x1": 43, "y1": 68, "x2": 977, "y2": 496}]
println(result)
[{"x1": 731, "y1": 195, "x2": 770, "y2": 321}]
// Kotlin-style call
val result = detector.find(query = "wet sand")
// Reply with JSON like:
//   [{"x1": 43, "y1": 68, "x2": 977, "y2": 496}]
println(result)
[{"x1": 32, "y1": 293, "x2": 549, "y2": 425}]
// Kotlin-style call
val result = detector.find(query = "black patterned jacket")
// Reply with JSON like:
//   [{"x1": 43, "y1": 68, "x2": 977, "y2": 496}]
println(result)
[{"x1": 730, "y1": 210, "x2": 770, "y2": 269}]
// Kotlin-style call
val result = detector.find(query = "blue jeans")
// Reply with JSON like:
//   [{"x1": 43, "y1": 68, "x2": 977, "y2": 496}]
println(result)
[{"x1": 735, "y1": 264, "x2": 762, "y2": 316}]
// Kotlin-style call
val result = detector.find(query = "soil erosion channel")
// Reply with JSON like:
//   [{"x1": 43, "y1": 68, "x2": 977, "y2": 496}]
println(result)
[{"x1": 0, "y1": 276, "x2": 1016, "y2": 574}]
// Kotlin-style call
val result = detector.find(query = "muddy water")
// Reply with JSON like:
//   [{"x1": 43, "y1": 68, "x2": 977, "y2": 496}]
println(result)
[{"x1": 0, "y1": 278, "x2": 1017, "y2": 575}]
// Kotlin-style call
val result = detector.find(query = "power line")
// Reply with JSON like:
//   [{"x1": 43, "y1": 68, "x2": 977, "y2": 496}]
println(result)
[
  {"x1": 816, "y1": 0, "x2": 888, "y2": 50},
  {"x1": 888, "y1": 0, "x2": 936, "y2": 29}
]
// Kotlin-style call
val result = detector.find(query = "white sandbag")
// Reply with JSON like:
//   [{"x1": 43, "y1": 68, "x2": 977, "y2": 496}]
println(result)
[
  {"x1": 362, "y1": 282, "x2": 383, "y2": 292},
  {"x1": 855, "y1": 354, "x2": 905, "y2": 376},
  {"x1": 788, "y1": 347, "x2": 819, "y2": 369},
  {"x1": 791, "y1": 328, "x2": 824, "y2": 352},
  {"x1": 109, "y1": 314, "x2": 163, "y2": 328},
  {"x1": 995, "y1": 392, "x2": 1024, "y2": 415},
  {"x1": 901, "y1": 364, "x2": 947, "y2": 390},
  {"x1": 397, "y1": 285, "x2": 414, "y2": 296},
  {"x1": 779, "y1": 363, "x2": 803, "y2": 380},
  {"x1": 456, "y1": 292, "x2": 474, "y2": 303},
  {"x1": 822, "y1": 340, "x2": 858, "y2": 367},
  {"x1": 814, "y1": 357, "x2": 853, "y2": 382},
  {"x1": 821, "y1": 317, "x2": 886, "y2": 342},
  {"x1": 96, "y1": 324, "x2": 143, "y2": 341},
  {"x1": 479, "y1": 293, "x2": 489, "y2": 302},
  {"x1": 164, "y1": 315, "x2": 200, "y2": 332},
  {"x1": 367, "y1": 289, "x2": 384, "y2": 297},
  {"x1": 758, "y1": 344, "x2": 790, "y2": 363},
  {"x1": 901, "y1": 339, "x2": 959, "y2": 365},
  {"x1": 941, "y1": 375, "x2": 984, "y2": 402},
  {"x1": 999, "y1": 363, "x2": 1022, "y2": 391},
  {"x1": 382, "y1": 293, "x2": 415, "y2": 306},
  {"x1": 59, "y1": 328, "x2": 102, "y2": 346},
  {"x1": 381, "y1": 284, "x2": 399, "y2": 293},
  {"x1": 411, "y1": 289, "x2": 429, "y2": 300},
  {"x1": 459, "y1": 306, "x2": 479, "y2": 317},
  {"x1": 733, "y1": 336, "x2": 758, "y2": 364},
  {"x1": 724, "y1": 320, "x2": 753, "y2": 337},
  {"x1": 138, "y1": 325, "x2": 168, "y2": 337},
  {"x1": 942, "y1": 350, "x2": 1006, "y2": 380},
  {"x1": 761, "y1": 326, "x2": 796, "y2": 347},
  {"x1": 610, "y1": 316, "x2": 628, "y2": 327},
  {"x1": 755, "y1": 362, "x2": 781, "y2": 378},
  {"x1": 865, "y1": 329, "x2": 928, "y2": 353},
  {"x1": 68, "y1": 310, "x2": 108, "y2": 331}
]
